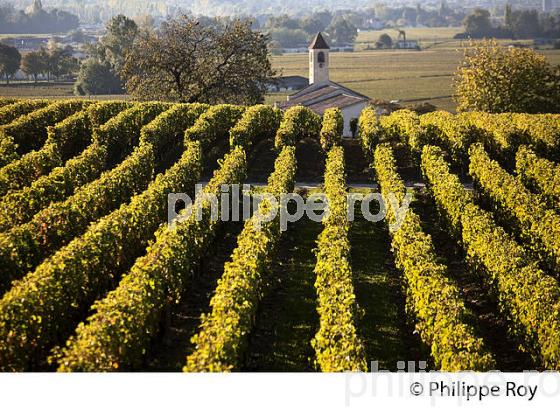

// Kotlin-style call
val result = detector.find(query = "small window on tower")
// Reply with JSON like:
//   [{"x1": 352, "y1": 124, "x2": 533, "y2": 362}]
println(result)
[{"x1": 318, "y1": 51, "x2": 325, "y2": 63}]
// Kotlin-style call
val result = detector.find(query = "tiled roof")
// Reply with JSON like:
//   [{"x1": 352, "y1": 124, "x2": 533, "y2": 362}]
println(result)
[
  {"x1": 309, "y1": 32, "x2": 330, "y2": 50},
  {"x1": 278, "y1": 81, "x2": 369, "y2": 114},
  {"x1": 306, "y1": 94, "x2": 367, "y2": 115}
]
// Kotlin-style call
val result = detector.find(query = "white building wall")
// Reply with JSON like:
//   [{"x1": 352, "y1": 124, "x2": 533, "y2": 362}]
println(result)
[{"x1": 341, "y1": 102, "x2": 368, "y2": 137}]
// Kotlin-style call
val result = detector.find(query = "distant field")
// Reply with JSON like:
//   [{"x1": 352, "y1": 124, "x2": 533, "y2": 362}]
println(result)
[
  {"x1": 272, "y1": 38, "x2": 560, "y2": 112},
  {"x1": 2, "y1": 28, "x2": 560, "y2": 113},
  {"x1": 0, "y1": 82, "x2": 129, "y2": 100},
  {"x1": 356, "y1": 27, "x2": 464, "y2": 45}
]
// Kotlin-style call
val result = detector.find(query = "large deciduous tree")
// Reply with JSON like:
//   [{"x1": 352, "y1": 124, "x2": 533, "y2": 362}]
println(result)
[
  {"x1": 325, "y1": 16, "x2": 357, "y2": 45},
  {"x1": 454, "y1": 40, "x2": 560, "y2": 113},
  {"x1": 74, "y1": 58, "x2": 123, "y2": 95},
  {"x1": 0, "y1": 43, "x2": 21, "y2": 84},
  {"x1": 463, "y1": 8, "x2": 493, "y2": 38},
  {"x1": 21, "y1": 50, "x2": 47, "y2": 82},
  {"x1": 121, "y1": 16, "x2": 276, "y2": 104}
]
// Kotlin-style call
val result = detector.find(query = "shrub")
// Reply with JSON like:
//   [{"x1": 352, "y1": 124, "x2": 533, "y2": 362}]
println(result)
[
  {"x1": 312, "y1": 146, "x2": 367, "y2": 372},
  {"x1": 185, "y1": 146, "x2": 296, "y2": 372},
  {"x1": 56, "y1": 146, "x2": 247, "y2": 372},
  {"x1": 0, "y1": 141, "x2": 203, "y2": 371},
  {"x1": 374, "y1": 143, "x2": 494, "y2": 371},
  {"x1": 516, "y1": 145, "x2": 560, "y2": 209},
  {"x1": 274, "y1": 105, "x2": 321, "y2": 149},
  {"x1": 229, "y1": 104, "x2": 282, "y2": 151},
  {"x1": 319, "y1": 108, "x2": 343, "y2": 152}
]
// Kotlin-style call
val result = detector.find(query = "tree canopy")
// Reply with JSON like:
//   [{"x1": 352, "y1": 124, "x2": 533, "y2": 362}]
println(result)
[
  {"x1": 0, "y1": 43, "x2": 21, "y2": 84},
  {"x1": 121, "y1": 15, "x2": 276, "y2": 104},
  {"x1": 454, "y1": 40, "x2": 560, "y2": 113}
]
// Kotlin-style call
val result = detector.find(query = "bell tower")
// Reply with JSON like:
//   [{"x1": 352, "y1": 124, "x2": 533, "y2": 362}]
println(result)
[{"x1": 309, "y1": 32, "x2": 330, "y2": 85}]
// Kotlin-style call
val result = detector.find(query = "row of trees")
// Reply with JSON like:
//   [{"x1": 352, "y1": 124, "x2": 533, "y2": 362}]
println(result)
[
  {"x1": 0, "y1": 1, "x2": 79, "y2": 34},
  {"x1": 75, "y1": 15, "x2": 275, "y2": 105},
  {"x1": 0, "y1": 40, "x2": 78, "y2": 84},
  {"x1": 263, "y1": 3, "x2": 466, "y2": 49},
  {"x1": 267, "y1": 13, "x2": 358, "y2": 49},
  {"x1": 463, "y1": 7, "x2": 560, "y2": 39}
]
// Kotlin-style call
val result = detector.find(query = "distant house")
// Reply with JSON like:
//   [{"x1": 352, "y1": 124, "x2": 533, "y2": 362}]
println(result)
[
  {"x1": 268, "y1": 76, "x2": 308, "y2": 92},
  {"x1": 330, "y1": 44, "x2": 354, "y2": 52},
  {"x1": 396, "y1": 40, "x2": 420, "y2": 50},
  {"x1": 278, "y1": 33, "x2": 370, "y2": 138},
  {"x1": 281, "y1": 47, "x2": 308, "y2": 54}
]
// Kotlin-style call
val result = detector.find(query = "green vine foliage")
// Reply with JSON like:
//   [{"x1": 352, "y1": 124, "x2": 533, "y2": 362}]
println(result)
[
  {"x1": 312, "y1": 146, "x2": 367, "y2": 372},
  {"x1": 374, "y1": 143, "x2": 495, "y2": 371},
  {"x1": 0, "y1": 103, "x2": 134, "y2": 233},
  {"x1": 274, "y1": 105, "x2": 321, "y2": 149},
  {"x1": 421, "y1": 144, "x2": 560, "y2": 369},
  {"x1": 358, "y1": 106, "x2": 382, "y2": 157},
  {"x1": 57, "y1": 146, "x2": 247, "y2": 372},
  {"x1": 469, "y1": 143, "x2": 560, "y2": 272},
  {"x1": 0, "y1": 102, "x2": 129, "y2": 198},
  {"x1": 319, "y1": 107, "x2": 343, "y2": 152},
  {"x1": 184, "y1": 104, "x2": 246, "y2": 149},
  {"x1": 516, "y1": 145, "x2": 560, "y2": 210},
  {"x1": 185, "y1": 146, "x2": 296, "y2": 372},
  {"x1": 0, "y1": 104, "x2": 172, "y2": 285},
  {"x1": 0, "y1": 139, "x2": 204, "y2": 371},
  {"x1": 229, "y1": 104, "x2": 283, "y2": 151},
  {"x1": 0, "y1": 99, "x2": 50, "y2": 126},
  {"x1": 379, "y1": 109, "x2": 426, "y2": 155}
]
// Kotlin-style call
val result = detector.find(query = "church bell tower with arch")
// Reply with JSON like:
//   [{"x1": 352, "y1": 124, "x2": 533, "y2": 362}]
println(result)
[{"x1": 309, "y1": 32, "x2": 330, "y2": 85}]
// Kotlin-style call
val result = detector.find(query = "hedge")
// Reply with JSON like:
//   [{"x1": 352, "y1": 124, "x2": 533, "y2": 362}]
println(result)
[
  {"x1": 379, "y1": 109, "x2": 425, "y2": 154},
  {"x1": 184, "y1": 104, "x2": 245, "y2": 149},
  {"x1": 0, "y1": 102, "x2": 131, "y2": 232},
  {"x1": 0, "y1": 100, "x2": 86, "y2": 157},
  {"x1": 0, "y1": 103, "x2": 171, "y2": 285},
  {"x1": 0, "y1": 99, "x2": 50, "y2": 126},
  {"x1": 140, "y1": 103, "x2": 209, "y2": 158},
  {"x1": 512, "y1": 114, "x2": 560, "y2": 161},
  {"x1": 358, "y1": 106, "x2": 382, "y2": 156},
  {"x1": 516, "y1": 145, "x2": 560, "y2": 209},
  {"x1": 419, "y1": 111, "x2": 476, "y2": 165},
  {"x1": 274, "y1": 105, "x2": 321, "y2": 149},
  {"x1": 229, "y1": 104, "x2": 282, "y2": 151},
  {"x1": 0, "y1": 140, "x2": 204, "y2": 371},
  {"x1": 0, "y1": 143, "x2": 155, "y2": 292},
  {"x1": 422, "y1": 144, "x2": 560, "y2": 369},
  {"x1": 185, "y1": 146, "x2": 296, "y2": 372},
  {"x1": 0, "y1": 143, "x2": 108, "y2": 232},
  {"x1": 319, "y1": 107, "x2": 343, "y2": 152},
  {"x1": 312, "y1": 146, "x2": 367, "y2": 372},
  {"x1": 374, "y1": 143, "x2": 494, "y2": 371},
  {"x1": 56, "y1": 146, "x2": 247, "y2": 372},
  {"x1": 469, "y1": 143, "x2": 560, "y2": 272}
]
